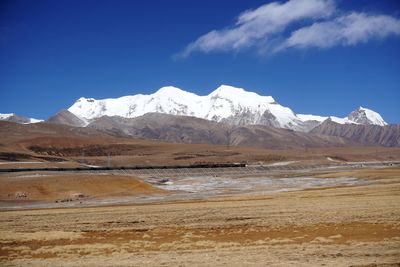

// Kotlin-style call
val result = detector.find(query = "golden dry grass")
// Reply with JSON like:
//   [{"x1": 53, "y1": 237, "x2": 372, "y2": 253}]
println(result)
[{"x1": 0, "y1": 167, "x2": 399, "y2": 266}]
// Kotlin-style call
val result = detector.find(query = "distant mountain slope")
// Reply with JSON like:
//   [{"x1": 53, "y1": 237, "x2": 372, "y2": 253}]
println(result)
[
  {"x1": 88, "y1": 113, "x2": 227, "y2": 145},
  {"x1": 47, "y1": 110, "x2": 88, "y2": 127},
  {"x1": 0, "y1": 113, "x2": 43, "y2": 124},
  {"x1": 299, "y1": 107, "x2": 387, "y2": 127},
  {"x1": 4, "y1": 120, "x2": 397, "y2": 167},
  {"x1": 0, "y1": 120, "x2": 112, "y2": 145},
  {"x1": 311, "y1": 119, "x2": 400, "y2": 147},
  {"x1": 0, "y1": 120, "x2": 120, "y2": 161},
  {"x1": 88, "y1": 113, "x2": 356, "y2": 149}
]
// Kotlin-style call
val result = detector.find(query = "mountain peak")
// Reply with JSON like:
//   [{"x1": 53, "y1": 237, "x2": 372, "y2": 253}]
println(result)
[
  {"x1": 47, "y1": 109, "x2": 88, "y2": 127},
  {"x1": 348, "y1": 107, "x2": 387, "y2": 126},
  {"x1": 209, "y1": 84, "x2": 275, "y2": 104},
  {"x1": 67, "y1": 85, "x2": 292, "y2": 127},
  {"x1": 154, "y1": 86, "x2": 189, "y2": 96},
  {"x1": 299, "y1": 106, "x2": 387, "y2": 128},
  {"x1": 212, "y1": 84, "x2": 247, "y2": 94},
  {"x1": 75, "y1": 97, "x2": 96, "y2": 103},
  {"x1": 211, "y1": 84, "x2": 256, "y2": 97}
]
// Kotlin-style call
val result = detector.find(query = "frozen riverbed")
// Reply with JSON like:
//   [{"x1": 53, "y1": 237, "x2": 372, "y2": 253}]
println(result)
[
  {"x1": 0, "y1": 174, "x2": 366, "y2": 210},
  {"x1": 152, "y1": 175, "x2": 364, "y2": 196}
]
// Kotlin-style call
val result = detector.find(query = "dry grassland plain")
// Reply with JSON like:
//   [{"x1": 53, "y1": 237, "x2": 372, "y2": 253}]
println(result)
[{"x1": 0, "y1": 167, "x2": 399, "y2": 266}]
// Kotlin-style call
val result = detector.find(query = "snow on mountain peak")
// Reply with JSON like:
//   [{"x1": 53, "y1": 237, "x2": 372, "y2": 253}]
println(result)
[
  {"x1": 67, "y1": 85, "x2": 388, "y2": 131},
  {"x1": 154, "y1": 86, "x2": 193, "y2": 96},
  {"x1": 68, "y1": 85, "x2": 299, "y2": 128},
  {"x1": 210, "y1": 85, "x2": 275, "y2": 103},
  {"x1": 348, "y1": 106, "x2": 387, "y2": 126},
  {"x1": 0, "y1": 113, "x2": 14, "y2": 119},
  {"x1": 328, "y1": 116, "x2": 352, "y2": 124},
  {"x1": 299, "y1": 106, "x2": 387, "y2": 127},
  {"x1": 296, "y1": 114, "x2": 327, "y2": 122},
  {"x1": 204, "y1": 85, "x2": 287, "y2": 124},
  {"x1": 75, "y1": 97, "x2": 96, "y2": 103},
  {"x1": 211, "y1": 84, "x2": 250, "y2": 96},
  {"x1": 0, "y1": 113, "x2": 43, "y2": 124}
]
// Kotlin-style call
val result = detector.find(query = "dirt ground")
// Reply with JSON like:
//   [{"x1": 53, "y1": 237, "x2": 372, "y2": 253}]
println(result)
[
  {"x1": 0, "y1": 167, "x2": 399, "y2": 266},
  {"x1": 0, "y1": 173, "x2": 164, "y2": 203}
]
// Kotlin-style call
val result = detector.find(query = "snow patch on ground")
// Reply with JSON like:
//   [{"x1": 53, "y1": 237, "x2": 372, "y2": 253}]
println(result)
[
  {"x1": 266, "y1": 161, "x2": 297, "y2": 166},
  {"x1": 326, "y1": 157, "x2": 341, "y2": 162}
]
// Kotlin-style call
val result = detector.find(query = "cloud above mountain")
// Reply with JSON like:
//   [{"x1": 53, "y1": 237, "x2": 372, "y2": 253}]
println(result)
[
  {"x1": 276, "y1": 12, "x2": 400, "y2": 51},
  {"x1": 176, "y1": 0, "x2": 400, "y2": 58}
]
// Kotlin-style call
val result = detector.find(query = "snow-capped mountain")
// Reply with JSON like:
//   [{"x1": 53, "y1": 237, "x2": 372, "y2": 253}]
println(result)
[
  {"x1": 298, "y1": 107, "x2": 387, "y2": 127},
  {"x1": 67, "y1": 85, "x2": 387, "y2": 131},
  {"x1": 0, "y1": 113, "x2": 14, "y2": 120},
  {"x1": 347, "y1": 107, "x2": 387, "y2": 126},
  {"x1": 0, "y1": 113, "x2": 43, "y2": 124},
  {"x1": 68, "y1": 85, "x2": 302, "y2": 129}
]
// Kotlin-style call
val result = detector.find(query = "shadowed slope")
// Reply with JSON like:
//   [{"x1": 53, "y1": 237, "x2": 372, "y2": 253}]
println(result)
[
  {"x1": 88, "y1": 113, "x2": 356, "y2": 149},
  {"x1": 311, "y1": 119, "x2": 400, "y2": 147}
]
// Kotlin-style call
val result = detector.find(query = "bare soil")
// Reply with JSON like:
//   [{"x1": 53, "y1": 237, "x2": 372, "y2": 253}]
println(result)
[{"x1": 0, "y1": 173, "x2": 164, "y2": 203}]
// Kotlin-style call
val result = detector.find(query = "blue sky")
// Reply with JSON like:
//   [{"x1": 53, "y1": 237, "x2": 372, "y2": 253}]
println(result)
[{"x1": 0, "y1": 0, "x2": 399, "y2": 123}]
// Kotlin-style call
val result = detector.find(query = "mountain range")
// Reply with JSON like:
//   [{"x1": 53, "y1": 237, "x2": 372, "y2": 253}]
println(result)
[
  {"x1": 1, "y1": 85, "x2": 398, "y2": 148},
  {"x1": 66, "y1": 85, "x2": 387, "y2": 132}
]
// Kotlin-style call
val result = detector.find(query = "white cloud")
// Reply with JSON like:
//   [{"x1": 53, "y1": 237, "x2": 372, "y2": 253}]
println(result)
[
  {"x1": 176, "y1": 0, "x2": 400, "y2": 58},
  {"x1": 277, "y1": 12, "x2": 400, "y2": 51},
  {"x1": 176, "y1": 0, "x2": 335, "y2": 58}
]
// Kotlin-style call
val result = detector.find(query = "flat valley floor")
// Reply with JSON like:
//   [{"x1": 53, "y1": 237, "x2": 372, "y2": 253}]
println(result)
[{"x1": 1, "y1": 167, "x2": 400, "y2": 266}]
